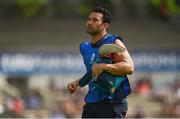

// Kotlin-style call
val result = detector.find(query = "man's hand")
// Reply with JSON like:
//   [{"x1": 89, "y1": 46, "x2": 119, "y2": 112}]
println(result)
[
  {"x1": 92, "y1": 63, "x2": 106, "y2": 77},
  {"x1": 67, "y1": 80, "x2": 79, "y2": 94}
]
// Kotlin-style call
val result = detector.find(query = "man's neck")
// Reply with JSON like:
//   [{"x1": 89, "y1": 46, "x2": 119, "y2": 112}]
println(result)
[{"x1": 91, "y1": 32, "x2": 107, "y2": 44}]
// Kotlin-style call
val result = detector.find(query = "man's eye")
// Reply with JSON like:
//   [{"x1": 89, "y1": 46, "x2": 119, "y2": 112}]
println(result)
[{"x1": 93, "y1": 19, "x2": 99, "y2": 21}]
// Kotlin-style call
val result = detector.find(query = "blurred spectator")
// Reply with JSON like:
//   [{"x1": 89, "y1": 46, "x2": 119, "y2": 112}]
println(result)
[
  {"x1": 12, "y1": 96, "x2": 24, "y2": 115},
  {"x1": 24, "y1": 89, "x2": 43, "y2": 109},
  {"x1": 62, "y1": 99, "x2": 80, "y2": 118},
  {"x1": 50, "y1": 104, "x2": 65, "y2": 118},
  {"x1": 135, "y1": 78, "x2": 152, "y2": 96}
]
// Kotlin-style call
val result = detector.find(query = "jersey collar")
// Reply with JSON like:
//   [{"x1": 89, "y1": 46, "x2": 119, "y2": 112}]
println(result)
[{"x1": 91, "y1": 34, "x2": 111, "y2": 48}]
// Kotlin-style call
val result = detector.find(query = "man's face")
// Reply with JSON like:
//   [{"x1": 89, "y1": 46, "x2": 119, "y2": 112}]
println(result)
[{"x1": 86, "y1": 12, "x2": 104, "y2": 35}]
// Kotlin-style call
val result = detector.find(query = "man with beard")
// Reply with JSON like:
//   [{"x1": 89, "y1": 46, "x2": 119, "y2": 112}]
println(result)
[{"x1": 67, "y1": 7, "x2": 134, "y2": 118}]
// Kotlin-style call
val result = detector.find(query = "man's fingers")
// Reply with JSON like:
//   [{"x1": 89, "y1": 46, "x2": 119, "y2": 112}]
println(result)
[
  {"x1": 67, "y1": 82, "x2": 78, "y2": 94},
  {"x1": 71, "y1": 83, "x2": 78, "y2": 89},
  {"x1": 69, "y1": 88, "x2": 76, "y2": 94},
  {"x1": 68, "y1": 83, "x2": 75, "y2": 90},
  {"x1": 74, "y1": 83, "x2": 78, "y2": 87}
]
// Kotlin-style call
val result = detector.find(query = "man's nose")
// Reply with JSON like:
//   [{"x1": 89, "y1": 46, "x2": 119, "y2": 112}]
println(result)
[{"x1": 87, "y1": 20, "x2": 92, "y2": 25}]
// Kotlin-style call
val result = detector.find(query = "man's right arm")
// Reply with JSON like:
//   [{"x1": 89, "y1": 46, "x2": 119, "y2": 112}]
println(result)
[
  {"x1": 67, "y1": 79, "x2": 80, "y2": 94},
  {"x1": 92, "y1": 39, "x2": 134, "y2": 77}
]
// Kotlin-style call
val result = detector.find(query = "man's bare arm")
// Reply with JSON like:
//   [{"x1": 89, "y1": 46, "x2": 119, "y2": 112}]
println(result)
[{"x1": 92, "y1": 39, "x2": 134, "y2": 76}]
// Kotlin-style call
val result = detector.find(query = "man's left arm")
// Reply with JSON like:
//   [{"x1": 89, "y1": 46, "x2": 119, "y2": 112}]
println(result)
[{"x1": 92, "y1": 39, "x2": 134, "y2": 76}]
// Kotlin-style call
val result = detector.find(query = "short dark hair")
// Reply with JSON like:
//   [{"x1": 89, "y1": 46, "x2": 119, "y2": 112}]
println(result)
[{"x1": 92, "y1": 7, "x2": 111, "y2": 24}]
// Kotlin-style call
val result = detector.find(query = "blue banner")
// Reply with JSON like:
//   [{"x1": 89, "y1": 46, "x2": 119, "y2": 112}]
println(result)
[
  {"x1": 0, "y1": 50, "x2": 179, "y2": 75},
  {"x1": 131, "y1": 50, "x2": 180, "y2": 72},
  {"x1": 0, "y1": 53, "x2": 85, "y2": 75}
]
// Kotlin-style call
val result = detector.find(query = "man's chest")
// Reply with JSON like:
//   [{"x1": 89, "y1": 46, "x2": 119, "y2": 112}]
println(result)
[{"x1": 83, "y1": 47, "x2": 99, "y2": 70}]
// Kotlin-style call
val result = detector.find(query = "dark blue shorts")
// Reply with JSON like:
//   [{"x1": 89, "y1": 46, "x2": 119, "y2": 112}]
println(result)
[{"x1": 82, "y1": 98, "x2": 128, "y2": 118}]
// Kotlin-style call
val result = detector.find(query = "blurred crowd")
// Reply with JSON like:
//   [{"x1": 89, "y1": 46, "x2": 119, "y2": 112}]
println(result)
[
  {"x1": 0, "y1": 76, "x2": 86, "y2": 118},
  {"x1": 0, "y1": 75, "x2": 179, "y2": 118},
  {"x1": 129, "y1": 76, "x2": 180, "y2": 117}
]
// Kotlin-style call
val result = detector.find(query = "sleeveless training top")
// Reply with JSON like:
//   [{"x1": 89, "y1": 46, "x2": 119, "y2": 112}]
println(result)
[{"x1": 79, "y1": 34, "x2": 131, "y2": 103}]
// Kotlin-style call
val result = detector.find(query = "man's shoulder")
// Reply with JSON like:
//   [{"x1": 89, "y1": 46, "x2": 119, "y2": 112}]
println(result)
[
  {"x1": 80, "y1": 40, "x2": 91, "y2": 45},
  {"x1": 80, "y1": 40, "x2": 91, "y2": 49},
  {"x1": 114, "y1": 35, "x2": 124, "y2": 42},
  {"x1": 79, "y1": 40, "x2": 91, "y2": 54}
]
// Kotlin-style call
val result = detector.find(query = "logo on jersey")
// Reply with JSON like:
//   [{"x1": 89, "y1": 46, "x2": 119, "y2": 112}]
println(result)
[{"x1": 90, "y1": 53, "x2": 96, "y2": 64}]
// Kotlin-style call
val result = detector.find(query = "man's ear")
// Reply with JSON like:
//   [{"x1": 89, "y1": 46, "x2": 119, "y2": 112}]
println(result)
[{"x1": 104, "y1": 23, "x2": 110, "y2": 29}]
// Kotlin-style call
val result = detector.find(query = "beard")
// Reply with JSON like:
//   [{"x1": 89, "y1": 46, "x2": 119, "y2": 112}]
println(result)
[{"x1": 86, "y1": 26, "x2": 101, "y2": 35}]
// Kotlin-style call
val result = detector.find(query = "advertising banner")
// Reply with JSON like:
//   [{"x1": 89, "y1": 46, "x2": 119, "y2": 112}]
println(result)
[{"x1": 0, "y1": 50, "x2": 179, "y2": 75}]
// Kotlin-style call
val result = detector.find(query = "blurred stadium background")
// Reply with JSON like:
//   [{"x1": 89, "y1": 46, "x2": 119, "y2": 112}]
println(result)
[{"x1": 0, "y1": 0, "x2": 179, "y2": 118}]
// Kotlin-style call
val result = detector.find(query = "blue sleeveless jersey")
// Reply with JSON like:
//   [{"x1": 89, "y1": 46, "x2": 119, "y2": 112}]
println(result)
[{"x1": 79, "y1": 34, "x2": 131, "y2": 103}]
